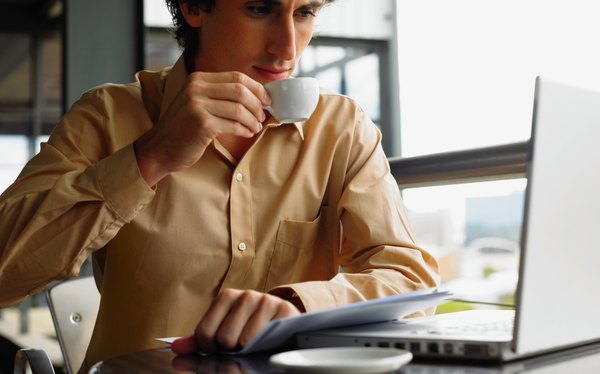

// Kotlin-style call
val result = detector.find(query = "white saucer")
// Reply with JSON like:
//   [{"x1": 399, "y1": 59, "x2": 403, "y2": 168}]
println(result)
[{"x1": 269, "y1": 347, "x2": 413, "y2": 373}]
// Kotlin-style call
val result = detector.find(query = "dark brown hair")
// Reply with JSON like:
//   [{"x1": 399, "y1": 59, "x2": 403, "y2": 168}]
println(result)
[
  {"x1": 165, "y1": 0, "x2": 336, "y2": 58},
  {"x1": 165, "y1": 0, "x2": 214, "y2": 58}
]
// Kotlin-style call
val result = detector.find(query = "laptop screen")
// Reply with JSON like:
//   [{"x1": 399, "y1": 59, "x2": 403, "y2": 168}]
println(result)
[{"x1": 514, "y1": 77, "x2": 600, "y2": 355}]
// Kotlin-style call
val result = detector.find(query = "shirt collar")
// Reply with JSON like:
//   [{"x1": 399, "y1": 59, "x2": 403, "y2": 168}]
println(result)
[
  {"x1": 263, "y1": 116, "x2": 306, "y2": 140},
  {"x1": 159, "y1": 54, "x2": 305, "y2": 140},
  {"x1": 158, "y1": 55, "x2": 187, "y2": 122}
]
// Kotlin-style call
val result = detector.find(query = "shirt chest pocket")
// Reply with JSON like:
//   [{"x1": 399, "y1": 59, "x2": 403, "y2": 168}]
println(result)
[{"x1": 265, "y1": 206, "x2": 336, "y2": 290}]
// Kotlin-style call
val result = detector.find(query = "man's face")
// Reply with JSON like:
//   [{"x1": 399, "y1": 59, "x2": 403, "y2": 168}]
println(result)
[{"x1": 192, "y1": 0, "x2": 324, "y2": 84}]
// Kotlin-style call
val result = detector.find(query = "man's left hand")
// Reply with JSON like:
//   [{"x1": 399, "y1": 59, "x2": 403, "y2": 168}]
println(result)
[{"x1": 171, "y1": 288, "x2": 301, "y2": 354}]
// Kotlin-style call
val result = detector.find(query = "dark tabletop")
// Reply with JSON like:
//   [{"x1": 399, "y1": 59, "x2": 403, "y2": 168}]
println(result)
[{"x1": 90, "y1": 342, "x2": 600, "y2": 374}]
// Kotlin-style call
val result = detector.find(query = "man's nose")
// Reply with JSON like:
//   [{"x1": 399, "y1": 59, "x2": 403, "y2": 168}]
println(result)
[{"x1": 267, "y1": 15, "x2": 297, "y2": 61}]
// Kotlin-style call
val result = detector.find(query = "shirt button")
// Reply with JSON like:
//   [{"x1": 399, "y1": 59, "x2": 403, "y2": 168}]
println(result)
[
  {"x1": 238, "y1": 242, "x2": 247, "y2": 251},
  {"x1": 235, "y1": 172, "x2": 243, "y2": 182}
]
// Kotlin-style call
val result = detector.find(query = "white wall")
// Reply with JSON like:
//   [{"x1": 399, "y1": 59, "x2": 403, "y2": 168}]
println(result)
[{"x1": 395, "y1": 0, "x2": 600, "y2": 157}]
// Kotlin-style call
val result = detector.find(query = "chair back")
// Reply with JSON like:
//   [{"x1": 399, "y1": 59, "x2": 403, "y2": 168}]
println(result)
[
  {"x1": 46, "y1": 277, "x2": 100, "y2": 374},
  {"x1": 13, "y1": 348, "x2": 55, "y2": 374}
]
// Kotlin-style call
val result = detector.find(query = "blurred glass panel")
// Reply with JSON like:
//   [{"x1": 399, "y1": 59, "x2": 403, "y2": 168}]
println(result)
[
  {"x1": 315, "y1": 0, "x2": 393, "y2": 39},
  {"x1": 145, "y1": 28, "x2": 180, "y2": 71},
  {"x1": 300, "y1": 45, "x2": 381, "y2": 125},
  {"x1": 299, "y1": 46, "x2": 317, "y2": 73},
  {"x1": 40, "y1": 33, "x2": 62, "y2": 107},
  {"x1": 0, "y1": 31, "x2": 61, "y2": 136},
  {"x1": 0, "y1": 33, "x2": 31, "y2": 105},
  {"x1": 315, "y1": 68, "x2": 342, "y2": 94},
  {"x1": 144, "y1": 0, "x2": 182, "y2": 71},
  {"x1": 299, "y1": 46, "x2": 344, "y2": 93},
  {"x1": 315, "y1": 46, "x2": 347, "y2": 68},
  {"x1": 346, "y1": 53, "x2": 380, "y2": 121},
  {"x1": 299, "y1": 45, "x2": 347, "y2": 75},
  {"x1": 402, "y1": 179, "x2": 526, "y2": 303},
  {"x1": 0, "y1": 136, "x2": 29, "y2": 193},
  {"x1": 144, "y1": 0, "x2": 172, "y2": 27}
]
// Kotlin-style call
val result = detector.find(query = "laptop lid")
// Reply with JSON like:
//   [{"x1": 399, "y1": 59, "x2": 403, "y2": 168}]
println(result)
[
  {"x1": 297, "y1": 78, "x2": 600, "y2": 361},
  {"x1": 513, "y1": 77, "x2": 600, "y2": 356}
]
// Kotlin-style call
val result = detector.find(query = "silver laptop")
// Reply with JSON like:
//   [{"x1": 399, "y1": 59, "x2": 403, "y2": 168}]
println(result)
[{"x1": 298, "y1": 77, "x2": 600, "y2": 362}]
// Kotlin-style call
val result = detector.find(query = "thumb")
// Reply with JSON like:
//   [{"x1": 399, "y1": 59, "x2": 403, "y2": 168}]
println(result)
[{"x1": 171, "y1": 333, "x2": 199, "y2": 355}]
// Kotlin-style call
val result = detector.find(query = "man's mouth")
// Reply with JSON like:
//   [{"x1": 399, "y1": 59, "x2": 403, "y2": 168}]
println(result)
[{"x1": 253, "y1": 66, "x2": 293, "y2": 82}]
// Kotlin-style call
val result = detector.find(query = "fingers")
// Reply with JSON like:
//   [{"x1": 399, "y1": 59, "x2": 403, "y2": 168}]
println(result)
[
  {"x1": 200, "y1": 99, "x2": 263, "y2": 136},
  {"x1": 189, "y1": 71, "x2": 271, "y2": 131},
  {"x1": 195, "y1": 71, "x2": 271, "y2": 106},
  {"x1": 195, "y1": 288, "x2": 242, "y2": 353},
  {"x1": 135, "y1": 71, "x2": 272, "y2": 185},
  {"x1": 189, "y1": 289, "x2": 301, "y2": 354},
  {"x1": 236, "y1": 293, "x2": 298, "y2": 347},
  {"x1": 171, "y1": 333, "x2": 199, "y2": 355}
]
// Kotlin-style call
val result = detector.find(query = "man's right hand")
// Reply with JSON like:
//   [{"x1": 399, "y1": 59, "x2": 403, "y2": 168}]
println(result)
[{"x1": 134, "y1": 71, "x2": 271, "y2": 187}]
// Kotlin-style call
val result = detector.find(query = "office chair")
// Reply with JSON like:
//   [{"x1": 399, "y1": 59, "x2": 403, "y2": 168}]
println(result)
[
  {"x1": 13, "y1": 348, "x2": 55, "y2": 374},
  {"x1": 46, "y1": 276, "x2": 100, "y2": 374},
  {"x1": 14, "y1": 277, "x2": 100, "y2": 374}
]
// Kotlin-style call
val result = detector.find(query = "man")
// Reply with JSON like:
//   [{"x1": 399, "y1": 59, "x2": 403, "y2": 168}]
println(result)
[{"x1": 0, "y1": 0, "x2": 439, "y2": 372}]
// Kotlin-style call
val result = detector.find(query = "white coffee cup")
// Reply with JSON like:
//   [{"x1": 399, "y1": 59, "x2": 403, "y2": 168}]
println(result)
[{"x1": 264, "y1": 77, "x2": 320, "y2": 123}]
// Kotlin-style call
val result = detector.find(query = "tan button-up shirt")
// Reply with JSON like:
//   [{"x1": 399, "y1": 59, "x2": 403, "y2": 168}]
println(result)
[{"x1": 0, "y1": 55, "x2": 439, "y2": 371}]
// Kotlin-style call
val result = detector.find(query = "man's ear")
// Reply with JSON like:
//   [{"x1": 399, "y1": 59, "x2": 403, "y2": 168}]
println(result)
[{"x1": 179, "y1": 0, "x2": 203, "y2": 27}]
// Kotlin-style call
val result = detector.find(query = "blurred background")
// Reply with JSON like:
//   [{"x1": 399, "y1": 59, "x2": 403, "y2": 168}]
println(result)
[{"x1": 1, "y1": 0, "x2": 599, "y2": 372}]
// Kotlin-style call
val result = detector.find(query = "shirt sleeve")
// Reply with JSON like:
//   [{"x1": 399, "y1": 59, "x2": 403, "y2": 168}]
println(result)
[
  {"x1": 0, "y1": 91, "x2": 155, "y2": 307},
  {"x1": 271, "y1": 105, "x2": 440, "y2": 314}
]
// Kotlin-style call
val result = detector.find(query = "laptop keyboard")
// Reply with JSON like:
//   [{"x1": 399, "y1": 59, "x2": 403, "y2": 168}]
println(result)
[
  {"x1": 392, "y1": 312, "x2": 514, "y2": 338},
  {"x1": 426, "y1": 318, "x2": 513, "y2": 337}
]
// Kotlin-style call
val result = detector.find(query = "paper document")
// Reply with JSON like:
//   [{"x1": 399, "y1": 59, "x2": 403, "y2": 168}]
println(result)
[{"x1": 157, "y1": 289, "x2": 451, "y2": 354}]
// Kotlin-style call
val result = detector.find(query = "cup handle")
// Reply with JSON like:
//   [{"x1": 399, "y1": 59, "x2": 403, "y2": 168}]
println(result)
[{"x1": 263, "y1": 105, "x2": 274, "y2": 115}]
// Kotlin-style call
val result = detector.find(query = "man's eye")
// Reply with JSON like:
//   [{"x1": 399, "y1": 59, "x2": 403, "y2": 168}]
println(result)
[
  {"x1": 248, "y1": 5, "x2": 272, "y2": 16},
  {"x1": 296, "y1": 9, "x2": 317, "y2": 19}
]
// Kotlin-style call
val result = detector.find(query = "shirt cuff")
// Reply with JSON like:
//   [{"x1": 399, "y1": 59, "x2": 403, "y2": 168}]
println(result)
[
  {"x1": 268, "y1": 287, "x2": 307, "y2": 312},
  {"x1": 269, "y1": 281, "x2": 341, "y2": 312},
  {"x1": 92, "y1": 144, "x2": 155, "y2": 221}
]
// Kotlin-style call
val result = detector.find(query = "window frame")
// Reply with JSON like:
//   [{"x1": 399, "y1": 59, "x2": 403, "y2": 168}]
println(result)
[{"x1": 391, "y1": 141, "x2": 529, "y2": 189}]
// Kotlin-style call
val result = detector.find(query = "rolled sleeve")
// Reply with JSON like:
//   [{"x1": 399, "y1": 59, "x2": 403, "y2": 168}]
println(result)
[{"x1": 92, "y1": 144, "x2": 155, "y2": 222}]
